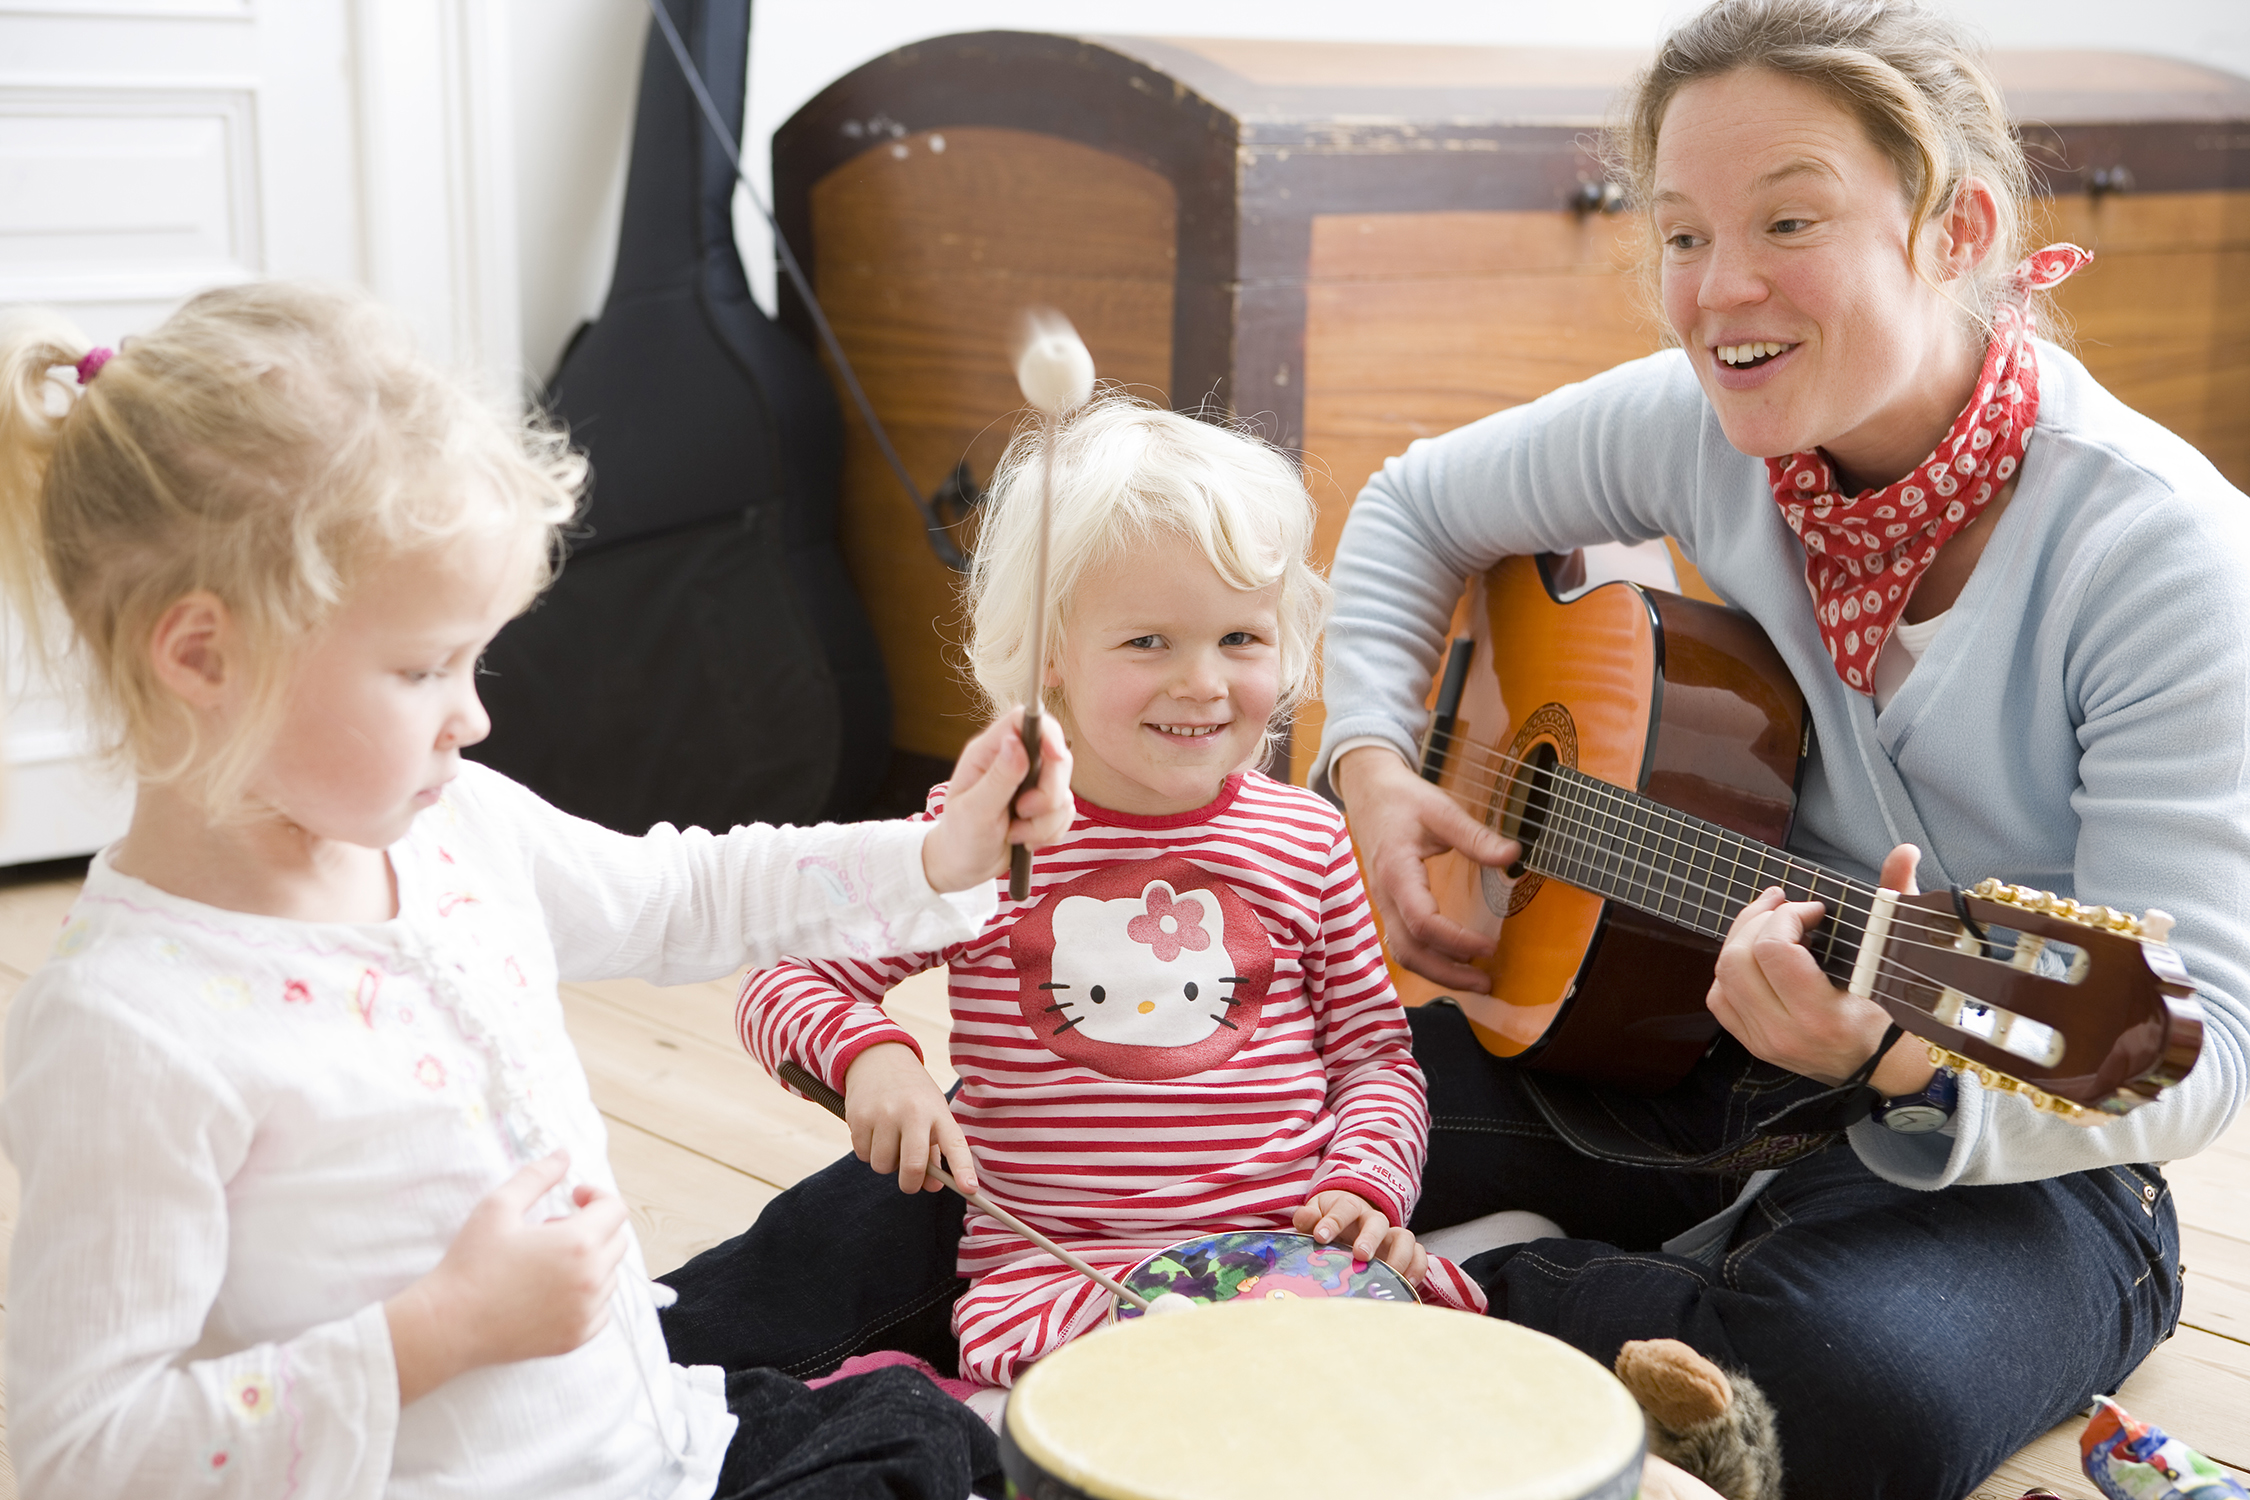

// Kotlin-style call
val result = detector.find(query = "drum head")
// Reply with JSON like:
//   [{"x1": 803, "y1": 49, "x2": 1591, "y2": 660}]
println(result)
[
  {"x1": 1004, "y1": 1300, "x2": 1644, "y2": 1500},
  {"x1": 1112, "y1": 1230, "x2": 1415, "y2": 1321}
]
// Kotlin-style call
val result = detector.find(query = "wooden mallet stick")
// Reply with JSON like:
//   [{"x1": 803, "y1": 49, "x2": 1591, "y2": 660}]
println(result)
[
  {"x1": 1005, "y1": 311, "x2": 1095, "y2": 900},
  {"x1": 775, "y1": 1059, "x2": 1160, "y2": 1312}
]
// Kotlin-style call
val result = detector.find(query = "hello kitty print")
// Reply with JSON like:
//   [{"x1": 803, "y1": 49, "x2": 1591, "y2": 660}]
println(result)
[
  {"x1": 1767, "y1": 244, "x2": 2091, "y2": 694},
  {"x1": 1010, "y1": 856, "x2": 1275, "y2": 1080}
]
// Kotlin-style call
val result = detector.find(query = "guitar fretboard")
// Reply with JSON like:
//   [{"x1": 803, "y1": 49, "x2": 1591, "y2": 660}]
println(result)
[{"x1": 1519, "y1": 765, "x2": 1879, "y2": 983}]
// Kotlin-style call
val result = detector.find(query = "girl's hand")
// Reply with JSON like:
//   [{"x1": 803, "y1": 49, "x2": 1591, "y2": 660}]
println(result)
[
  {"x1": 1291, "y1": 1189, "x2": 1428, "y2": 1284},
  {"x1": 384, "y1": 1150, "x2": 630, "y2": 1404},
  {"x1": 842, "y1": 1042, "x2": 978, "y2": 1196},
  {"x1": 1332, "y1": 745, "x2": 1517, "y2": 992},
  {"x1": 921, "y1": 710, "x2": 1075, "y2": 894},
  {"x1": 1706, "y1": 843, "x2": 1936, "y2": 1099}
]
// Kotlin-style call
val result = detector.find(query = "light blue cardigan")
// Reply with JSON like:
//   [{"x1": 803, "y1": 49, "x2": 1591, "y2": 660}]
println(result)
[{"x1": 1315, "y1": 342, "x2": 2250, "y2": 1189}]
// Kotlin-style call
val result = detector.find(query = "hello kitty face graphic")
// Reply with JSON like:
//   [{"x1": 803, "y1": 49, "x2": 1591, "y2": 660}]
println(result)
[{"x1": 1011, "y1": 856, "x2": 1274, "y2": 1080}]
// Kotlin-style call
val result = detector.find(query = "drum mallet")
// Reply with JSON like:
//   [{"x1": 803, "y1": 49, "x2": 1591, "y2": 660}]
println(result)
[
  {"x1": 1005, "y1": 310, "x2": 1096, "y2": 900},
  {"x1": 776, "y1": 1060, "x2": 1193, "y2": 1316}
]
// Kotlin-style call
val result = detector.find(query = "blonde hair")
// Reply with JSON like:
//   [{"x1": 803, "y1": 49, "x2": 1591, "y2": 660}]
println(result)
[
  {"x1": 0, "y1": 281, "x2": 583, "y2": 817},
  {"x1": 965, "y1": 395, "x2": 1331, "y2": 755},
  {"x1": 1619, "y1": 0, "x2": 2032, "y2": 329}
]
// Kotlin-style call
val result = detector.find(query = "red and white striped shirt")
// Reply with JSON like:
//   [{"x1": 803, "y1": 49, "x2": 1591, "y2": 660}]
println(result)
[{"x1": 739, "y1": 771, "x2": 1435, "y2": 1283}]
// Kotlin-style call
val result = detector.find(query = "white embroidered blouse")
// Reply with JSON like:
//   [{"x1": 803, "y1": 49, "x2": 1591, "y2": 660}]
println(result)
[{"x1": 0, "y1": 762, "x2": 994, "y2": 1500}]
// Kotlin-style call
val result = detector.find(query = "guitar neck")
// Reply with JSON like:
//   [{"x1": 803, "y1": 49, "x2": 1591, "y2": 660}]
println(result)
[{"x1": 1523, "y1": 765, "x2": 1877, "y2": 983}]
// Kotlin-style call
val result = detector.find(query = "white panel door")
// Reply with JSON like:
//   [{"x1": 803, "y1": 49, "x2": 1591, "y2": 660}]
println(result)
[{"x1": 0, "y1": 0, "x2": 518, "y2": 864}]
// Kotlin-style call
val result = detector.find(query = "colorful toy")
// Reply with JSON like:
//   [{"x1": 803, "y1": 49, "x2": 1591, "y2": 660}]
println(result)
[
  {"x1": 2081, "y1": 1394, "x2": 2249, "y2": 1500},
  {"x1": 1110, "y1": 1229, "x2": 1415, "y2": 1320}
]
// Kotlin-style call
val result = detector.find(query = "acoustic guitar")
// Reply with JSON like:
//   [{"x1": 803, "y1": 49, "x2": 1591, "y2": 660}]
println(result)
[{"x1": 1392, "y1": 553, "x2": 2204, "y2": 1119}]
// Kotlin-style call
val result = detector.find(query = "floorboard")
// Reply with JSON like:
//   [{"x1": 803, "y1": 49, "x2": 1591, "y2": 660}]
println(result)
[{"x1": 0, "y1": 868, "x2": 2240, "y2": 1500}]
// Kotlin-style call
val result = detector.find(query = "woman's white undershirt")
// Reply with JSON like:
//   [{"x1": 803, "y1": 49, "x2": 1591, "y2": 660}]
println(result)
[{"x1": 1873, "y1": 609, "x2": 1950, "y2": 711}]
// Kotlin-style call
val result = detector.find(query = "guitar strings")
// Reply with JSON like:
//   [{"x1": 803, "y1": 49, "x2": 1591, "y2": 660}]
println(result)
[
  {"x1": 1408, "y1": 725, "x2": 1967, "y2": 946},
  {"x1": 1406, "y1": 760, "x2": 2087, "y2": 1085},
  {"x1": 1412, "y1": 721, "x2": 1976, "y2": 952},
  {"x1": 1529, "y1": 773, "x2": 1987, "y2": 966}
]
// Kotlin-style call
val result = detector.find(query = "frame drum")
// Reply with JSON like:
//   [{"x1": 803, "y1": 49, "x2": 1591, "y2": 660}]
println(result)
[
  {"x1": 1003, "y1": 1299, "x2": 1645, "y2": 1500},
  {"x1": 1111, "y1": 1230, "x2": 1415, "y2": 1321}
]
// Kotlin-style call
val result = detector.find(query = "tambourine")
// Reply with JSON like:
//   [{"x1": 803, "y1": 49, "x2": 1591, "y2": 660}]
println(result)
[
  {"x1": 1004, "y1": 1299, "x2": 1647, "y2": 1500},
  {"x1": 1109, "y1": 1229, "x2": 1415, "y2": 1321}
]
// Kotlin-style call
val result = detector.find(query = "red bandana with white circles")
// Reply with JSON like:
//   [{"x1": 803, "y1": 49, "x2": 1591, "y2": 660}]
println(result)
[{"x1": 1766, "y1": 244, "x2": 2092, "y2": 694}]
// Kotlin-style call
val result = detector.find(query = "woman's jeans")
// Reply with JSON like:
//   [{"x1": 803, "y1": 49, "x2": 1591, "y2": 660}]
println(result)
[{"x1": 662, "y1": 1002, "x2": 2181, "y2": 1500}]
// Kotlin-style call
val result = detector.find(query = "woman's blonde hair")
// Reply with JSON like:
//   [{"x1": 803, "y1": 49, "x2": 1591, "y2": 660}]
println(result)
[
  {"x1": 0, "y1": 280, "x2": 583, "y2": 817},
  {"x1": 965, "y1": 394, "x2": 1331, "y2": 756},
  {"x1": 1618, "y1": 0, "x2": 2032, "y2": 329}
]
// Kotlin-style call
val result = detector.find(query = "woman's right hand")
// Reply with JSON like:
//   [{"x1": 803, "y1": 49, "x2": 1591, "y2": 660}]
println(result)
[
  {"x1": 1334, "y1": 744, "x2": 1518, "y2": 992},
  {"x1": 384, "y1": 1150, "x2": 630, "y2": 1405},
  {"x1": 842, "y1": 1041, "x2": 978, "y2": 1196}
]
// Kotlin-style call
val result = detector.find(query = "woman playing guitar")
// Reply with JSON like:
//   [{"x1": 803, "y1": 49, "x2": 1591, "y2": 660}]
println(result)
[
  {"x1": 1322, "y1": 0, "x2": 2250, "y2": 1493},
  {"x1": 663, "y1": 3, "x2": 2250, "y2": 1495}
]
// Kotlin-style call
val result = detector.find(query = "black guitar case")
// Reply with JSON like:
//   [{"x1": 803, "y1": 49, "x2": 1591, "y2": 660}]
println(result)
[{"x1": 470, "y1": 0, "x2": 890, "y2": 832}]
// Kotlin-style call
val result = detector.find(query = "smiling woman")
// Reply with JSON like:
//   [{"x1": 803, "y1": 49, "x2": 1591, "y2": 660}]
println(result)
[{"x1": 1309, "y1": 1, "x2": 2250, "y2": 1496}]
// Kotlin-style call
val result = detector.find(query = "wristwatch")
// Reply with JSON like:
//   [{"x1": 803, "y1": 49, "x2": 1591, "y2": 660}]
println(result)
[{"x1": 1872, "y1": 1068, "x2": 1959, "y2": 1134}]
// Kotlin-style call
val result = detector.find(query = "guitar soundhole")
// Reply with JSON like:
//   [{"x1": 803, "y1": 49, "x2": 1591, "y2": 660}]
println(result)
[{"x1": 1493, "y1": 703, "x2": 1578, "y2": 918}]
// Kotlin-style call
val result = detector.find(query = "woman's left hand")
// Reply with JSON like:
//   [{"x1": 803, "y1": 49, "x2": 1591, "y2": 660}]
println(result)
[{"x1": 1706, "y1": 843, "x2": 1936, "y2": 1098}]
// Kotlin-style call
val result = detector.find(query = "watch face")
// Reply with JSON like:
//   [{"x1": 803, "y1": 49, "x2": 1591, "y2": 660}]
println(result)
[{"x1": 1880, "y1": 1102, "x2": 1951, "y2": 1134}]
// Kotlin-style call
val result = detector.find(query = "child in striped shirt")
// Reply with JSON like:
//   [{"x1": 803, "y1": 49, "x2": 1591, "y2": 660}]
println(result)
[{"x1": 740, "y1": 396, "x2": 1483, "y2": 1392}]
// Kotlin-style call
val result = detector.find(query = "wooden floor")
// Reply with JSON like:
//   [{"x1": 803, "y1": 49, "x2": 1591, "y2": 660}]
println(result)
[{"x1": 0, "y1": 864, "x2": 2241, "y2": 1498}]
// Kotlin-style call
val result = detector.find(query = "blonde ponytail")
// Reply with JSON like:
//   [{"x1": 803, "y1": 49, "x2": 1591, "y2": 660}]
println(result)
[{"x1": 0, "y1": 307, "x2": 98, "y2": 657}]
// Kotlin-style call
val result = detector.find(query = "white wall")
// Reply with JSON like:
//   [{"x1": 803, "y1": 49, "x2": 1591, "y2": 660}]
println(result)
[{"x1": 510, "y1": 0, "x2": 2250, "y2": 382}]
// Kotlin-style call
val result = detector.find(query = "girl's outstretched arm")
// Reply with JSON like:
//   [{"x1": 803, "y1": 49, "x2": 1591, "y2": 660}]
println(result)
[{"x1": 464, "y1": 712, "x2": 1069, "y2": 989}]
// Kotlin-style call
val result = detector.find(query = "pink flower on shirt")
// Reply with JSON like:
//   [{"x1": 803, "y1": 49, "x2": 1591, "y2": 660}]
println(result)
[{"x1": 1125, "y1": 882, "x2": 1211, "y2": 964}]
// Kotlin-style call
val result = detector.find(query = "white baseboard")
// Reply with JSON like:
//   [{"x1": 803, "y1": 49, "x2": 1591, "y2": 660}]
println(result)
[{"x1": 1, "y1": 733, "x2": 130, "y2": 866}]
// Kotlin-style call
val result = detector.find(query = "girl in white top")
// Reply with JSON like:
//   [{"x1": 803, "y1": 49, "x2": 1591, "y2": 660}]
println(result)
[{"x1": 0, "y1": 280, "x2": 1072, "y2": 1500}]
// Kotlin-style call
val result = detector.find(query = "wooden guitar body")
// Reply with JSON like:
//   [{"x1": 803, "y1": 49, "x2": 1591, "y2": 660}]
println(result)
[{"x1": 1398, "y1": 553, "x2": 1808, "y2": 1093}]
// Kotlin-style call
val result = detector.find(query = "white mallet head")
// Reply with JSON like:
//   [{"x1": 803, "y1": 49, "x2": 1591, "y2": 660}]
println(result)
[
  {"x1": 1014, "y1": 308, "x2": 1095, "y2": 417},
  {"x1": 1145, "y1": 1291, "x2": 1198, "y2": 1317}
]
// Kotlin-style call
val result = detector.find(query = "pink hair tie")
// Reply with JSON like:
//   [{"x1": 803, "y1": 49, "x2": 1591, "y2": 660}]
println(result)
[{"x1": 74, "y1": 347, "x2": 114, "y2": 385}]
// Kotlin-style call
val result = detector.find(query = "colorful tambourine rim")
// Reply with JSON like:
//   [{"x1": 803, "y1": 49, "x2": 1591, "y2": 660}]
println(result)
[{"x1": 1109, "y1": 1228, "x2": 1417, "y2": 1321}]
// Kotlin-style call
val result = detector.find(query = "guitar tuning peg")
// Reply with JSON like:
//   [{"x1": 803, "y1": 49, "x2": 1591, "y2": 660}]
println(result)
[{"x1": 2138, "y1": 909, "x2": 2176, "y2": 944}]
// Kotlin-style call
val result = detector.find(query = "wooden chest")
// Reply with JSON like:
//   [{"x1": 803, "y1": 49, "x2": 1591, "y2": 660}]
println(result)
[{"x1": 773, "y1": 36, "x2": 2250, "y2": 773}]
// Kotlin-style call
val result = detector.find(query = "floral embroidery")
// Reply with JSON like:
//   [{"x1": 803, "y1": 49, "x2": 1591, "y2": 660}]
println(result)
[
  {"x1": 504, "y1": 956, "x2": 527, "y2": 988},
  {"x1": 413, "y1": 1055, "x2": 448, "y2": 1090},
  {"x1": 157, "y1": 939, "x2": 188, "y2": 965},
  {"x1": 200, "y1": 976, "x2": 254, "y2": 1012},
  {"x1": 1124, "y1": 882, "x2": 1212, "y2": 964},
  {"x1": 230, "y1": 1371, "x2": 276, "y2": 1423},
  {"x1": 796, "y1": 856, "x2": 856, "y2": 907},
  {"x1": 282, "y1": 980, "x2": 313, "y2": 1005},
  {"x1": 351, "y1": 968, "x2": 381, "y2": 1028},
  {"x1": 436, "y1": 891, "x2": 479, "y2": 917},
  {"x1": 52, "y1": 919, "x2": 90, "y2": 958},
  {"x1": 212, "y1": 1452, "x2": 228, "y2": 1469}
]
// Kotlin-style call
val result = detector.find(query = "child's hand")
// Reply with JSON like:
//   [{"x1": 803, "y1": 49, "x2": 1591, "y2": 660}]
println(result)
[
  {"x1": 384, "y1": 1150, "x2": 630, "y2": 1404},
  {"x1": 921, "y1": 709, "x2": 1074, "y2": 893},
  {"x1": 843, "y1": 1042, "x2": 978, "y2": 1196},
  {"x1": 1292, "y1": 1189, "x2": 1428, "y2": 1284}
]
